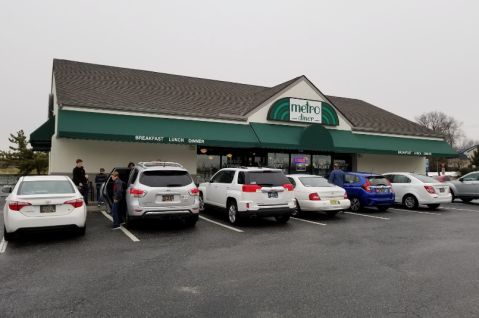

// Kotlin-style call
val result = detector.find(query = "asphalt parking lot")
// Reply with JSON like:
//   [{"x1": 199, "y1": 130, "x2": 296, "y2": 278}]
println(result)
[{"x1": 1, "y1": 198, "x2": 479, "y2": 318}]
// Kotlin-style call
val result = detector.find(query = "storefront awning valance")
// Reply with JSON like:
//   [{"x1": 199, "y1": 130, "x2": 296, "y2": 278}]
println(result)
[
  {"x1": 355, "y1": 134, "x2": 458, "y2": 158},
  {"x1": 30, "y1": 116, "x2": 55, "y2": 152},
  {"x1": 250, "y1": 123, "x2": 334, "y2": 152},
  {"x1": 57, "y1": 110, "x2": 259, "y2": 148}
]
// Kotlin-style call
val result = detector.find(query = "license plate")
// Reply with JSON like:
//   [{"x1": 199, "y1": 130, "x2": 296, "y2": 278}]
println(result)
[
  {"x1": 268, "y1": 192, "x2": 278, "y2": 198},
  {"x1": 380, "y1": 189, "x2": 386, "y2": 193},
  {"x1": 330, "y1": 200, "x2": 339, "y2": 205},
  {"x1": 162, "y1": 195, "x2": 174, "y2": 202},
  {"x1": 440, "y1": 188, "x2": 445, "y2": 193},
  {"x1": 41, "y1": 205, "x2": 56, "y2": 213}
]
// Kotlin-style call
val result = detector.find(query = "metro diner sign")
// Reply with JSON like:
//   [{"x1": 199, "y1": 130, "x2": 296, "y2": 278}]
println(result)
[{"x1": 267, "y1": 97, "x2": 339, "y2": 126}]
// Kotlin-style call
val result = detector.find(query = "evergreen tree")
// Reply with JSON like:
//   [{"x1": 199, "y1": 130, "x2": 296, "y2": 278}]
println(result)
[
  {"x1": 470, "y1": 147, "x2": 479, "y2": 168},
  {"x1": 0, "y1": 130, "x2": 48, "y2": 175}
]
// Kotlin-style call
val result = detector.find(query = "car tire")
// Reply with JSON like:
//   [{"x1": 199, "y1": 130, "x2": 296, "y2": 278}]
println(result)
[
  {"x1": 427, "y1": 204, "x2": 440, "y2": 210},
  {"x1": 227, "y1": 201, "x2": 241, "y2": 225},
  {"x1": 461, "y1": 198, "x2": 473, "y2": 203},
  {"x1": 349, "y1": 197, "x2": 362, "y2": 212},
  {"x1": 77, "y1": 224, "x2": 86, "y2": 236},
  {"x1": 326, "y1": 211, "x2": 338, "y2": 216},
  {"x1": 3, "y1": 225, "x2": 15, "y2": 241},
  {"x1": 124, "y1": 212, "x2": 134, "y2": 229},
  {"x1": 199, "y1": 193, "x2": 206, "y2": 212},
  {"x1": 292, "y1": 201, "x2": 301, "y2": 217},
  {"x1": 403, "y1": 194, "x2": 419, "y2": 209},
  {"x1": 450, "y1": 190, "x2": 456, "y2": 202},
  {"x1": 275, "y1": 215, "x2": 290, "y2": 223},
  {"x1": 184, "y1": 216, "x2": 198, "y2": 227},
  {"x1": 377, "y1": 206, "x2": 390, "y2": 211}
]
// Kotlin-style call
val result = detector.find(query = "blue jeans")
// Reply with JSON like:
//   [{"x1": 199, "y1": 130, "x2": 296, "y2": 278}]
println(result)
[
  {"x1": 97, "y1": 187, "x2": 102, "y2": 204},
  {"x1": 83, "y1": 187, "x2": 89, "y2": 204},
  {"x1": 111, "y1": 201, "x2": 120, "y2": 227}
]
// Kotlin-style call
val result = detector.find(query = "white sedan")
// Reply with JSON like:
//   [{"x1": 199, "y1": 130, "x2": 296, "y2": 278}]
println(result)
[
  {"x1": 3, "y1": 176, "x2": 87, "y2": 241},
  {"x1": 286, "y1": 175, "x2": 350, "y2": 216},
  {"x1": 383, "y1": 172, "x2": 452, "y2": 209}
]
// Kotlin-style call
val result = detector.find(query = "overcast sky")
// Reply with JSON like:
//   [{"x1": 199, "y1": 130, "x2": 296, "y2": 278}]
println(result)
[{"x1": 1, "y1": 0, "x2": 478, "y2": 151}]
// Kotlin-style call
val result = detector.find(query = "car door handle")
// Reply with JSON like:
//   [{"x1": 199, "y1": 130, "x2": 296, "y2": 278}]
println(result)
[{"x1": 226, "y1": 186, "x2": 231, "y2": 189}]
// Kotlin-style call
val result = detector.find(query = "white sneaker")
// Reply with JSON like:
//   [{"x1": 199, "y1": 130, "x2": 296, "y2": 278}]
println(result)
[{"x1": 97, "y1": 204, "x2": 101, "y2": 207}]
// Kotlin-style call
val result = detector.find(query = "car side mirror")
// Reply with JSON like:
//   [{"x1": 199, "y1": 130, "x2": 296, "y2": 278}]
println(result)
[
  {"x1": 8, "y1": 187, "x2": 13, "y2": 193},
  {"x1": 459, "y1": 178, "x2": 463, "y2": 182}
]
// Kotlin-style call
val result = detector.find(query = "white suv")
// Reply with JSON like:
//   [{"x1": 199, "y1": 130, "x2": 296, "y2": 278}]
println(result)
[{"x1": 198, "y1": 167, "x2": 296, "y2": 225}]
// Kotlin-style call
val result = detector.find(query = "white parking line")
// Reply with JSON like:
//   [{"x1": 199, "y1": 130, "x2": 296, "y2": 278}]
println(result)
[
  {"x1": 101, "y1": 211, "x2": 140, "y2": 242},
  {"x1": 291, "y1": 217, "x2": 327, "y2": 226},
  {"x1": 390, "y1": 208, "x2": 441, "y2": 215},
  {"x1": 442, "y1": 207, "x2": 479, "y2": 213},
  {"x1": 343, "y1": 212, "x2": 390, "y2": 220},
  {"x1": 0, "y1": 238, "x2": 7, "y2": 253},
  {"x1": 199, "y1": 216, "x2": 244, "y2": 232}
]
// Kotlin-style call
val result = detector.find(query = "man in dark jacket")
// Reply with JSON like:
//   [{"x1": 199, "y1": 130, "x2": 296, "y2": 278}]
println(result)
[
  {"x1": 73, "y1": 159, "x2": 89, "y2": 205},
  {"x1": 111, "y1": 171, "x2": 123, "y2": 230},
  {"x1": 95, "y1": 168, "x2": 108, "y2": 207},
  {"x1": 329, "y1": 163, "x2": 345, "y2": 188}
]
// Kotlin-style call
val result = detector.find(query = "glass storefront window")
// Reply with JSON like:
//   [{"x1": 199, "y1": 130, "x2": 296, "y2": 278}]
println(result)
[
  {"x1": 197, "y1": 155, "x2": 221, "y2": 184},
  {"x1": 313, "y1": 155, "x2": 332, "y2": 176},
  {"x1": 290, "y1": 154, "x2": 312, "y2": 175},
  {"x1": 334, "y1": 155, "x2": 352, "y2": 172},
  {"x1": 222, "y1": 155, "x2": 243, "y2": 168},
  {"x1": 267, "y1": 153, "x2": 289, "y2": 174}
]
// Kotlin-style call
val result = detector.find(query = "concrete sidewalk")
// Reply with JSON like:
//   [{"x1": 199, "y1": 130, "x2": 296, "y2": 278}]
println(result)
[{"x1": 86, "y1": 202, "x2": 107, "y2": 212}]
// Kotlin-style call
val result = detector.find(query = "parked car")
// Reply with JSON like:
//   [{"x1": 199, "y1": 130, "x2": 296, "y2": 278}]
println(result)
[
  {"x1": 431, "y1": 175, "x2": 457, "y2": 183},
  {"x1": 446, "y1": 171, "x2": 479, "y2": 203},
  {"x1": 286, "y1": 174, "x2": 350, "y2": 216},
  {"x1": 383, "y1": 173, "x2": 452, "y2": 209},
  {"x1": 340, "y1": 172, "x2": 395, "y2": 212},
  {"x1": 3, "y1": 176, "x2": 87, "y2": 241},
  {"x1": 1, "y1": 185, "x2": 14, "y2": 197},
  {"x1": 199, "y1": 167, "x2": 296, "y2": 225},
  {"x1": 102, "y1": 162, "x2": 200, "y2": 228}
]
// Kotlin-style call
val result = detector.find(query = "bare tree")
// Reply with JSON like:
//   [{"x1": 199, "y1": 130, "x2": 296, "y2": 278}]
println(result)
[
  {"x1": 415, "y1": 111, "x2": 464, "y2": 149},
  {"x1": 456, "y1": 137, "x2": 479, "y2": 152}
]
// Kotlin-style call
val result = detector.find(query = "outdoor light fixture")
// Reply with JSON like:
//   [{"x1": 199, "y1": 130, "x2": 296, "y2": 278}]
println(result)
[
  {"x1": 227, "y1": 154, "x2": 233, "y2": 158},
  {"x1": 200, "y1": 149, "x2": 207, "y2": 154}
]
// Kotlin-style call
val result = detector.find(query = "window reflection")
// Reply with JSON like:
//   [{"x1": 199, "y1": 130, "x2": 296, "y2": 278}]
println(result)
[
  {"x1": 197, "y1": 155, "x2": 220, "y2": 183},
  {"x1": 313, "y1": 155, "x2": 331, "y2": 176}
]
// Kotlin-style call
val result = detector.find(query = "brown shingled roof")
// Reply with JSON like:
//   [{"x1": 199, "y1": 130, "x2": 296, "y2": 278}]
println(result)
[{"x1": 53, "y1": 59, "x2": 442, "y2": 138}]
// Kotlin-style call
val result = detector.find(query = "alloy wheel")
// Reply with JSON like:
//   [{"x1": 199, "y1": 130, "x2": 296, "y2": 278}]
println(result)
[
  {"x1": 405, "y1": 197, "x2": 415, "y2": 209},
  {"x1": 228, "y1": 204, "x2": 237, "y2": 223},
  {"x1": 351, "y1": 198, "x2": 360, "y2": 211}
]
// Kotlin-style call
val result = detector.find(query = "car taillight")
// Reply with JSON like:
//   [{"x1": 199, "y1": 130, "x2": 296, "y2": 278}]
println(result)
[
  {"x1": 64, "y1": 198, "x2": 84, "y2": 208},
  {"x1": 344, "y1": 192, "x2": 348, "y2": 199},
  {"x1": 283, "y1": 184, "x2": 294, "y2": 191},
  {"x1": 242, "y1": 185, "x2": 262, "y2": 192},
  {"x1": 188, "y1": 188, "x2": 199, "y2": 196},
  {"x1": 361, "y1": 179, "x2": 372, "y2": 193},
  {"x1": 130, "y1": 188, "x2": 147, "y2": 197},
  {"x1": 8, "y1": 201, "x2": 31, "y2": 211},
  {"x1": 309, "y1": 193, "x2": 321, "y2": 201},
  {"x1": 424, "y1": 186, "x2": 436, "y2": 194}
]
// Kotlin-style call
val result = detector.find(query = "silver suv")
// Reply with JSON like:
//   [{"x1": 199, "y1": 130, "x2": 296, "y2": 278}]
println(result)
[{"x1": 103, "y1": 162, "x2": 200, "y2": 228}]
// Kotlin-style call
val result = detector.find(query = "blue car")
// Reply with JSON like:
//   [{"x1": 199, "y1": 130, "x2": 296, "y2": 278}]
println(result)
[{"x1": 342, "y1": 172, "x2": 395, "y2": 212}]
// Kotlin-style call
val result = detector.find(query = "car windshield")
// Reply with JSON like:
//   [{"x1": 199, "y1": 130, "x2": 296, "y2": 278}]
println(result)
[
  {"x1": 299, "y1": 177, "x2": 334, "y2": 187},
  {"x1": 412, "y1": 174, "x2": 440, "y2": 183},
  {"x1": 367, "y1": 176, "x2": 390, "y2": 186},
  {"x1": 139, "y1": 170, "x2": 192, "y2": 187},
  {"x1": 248, "y1": 171, "x2": 289, "y2": 187},
  {"x1": 17, "y1": 180, "x2": 74, "y2": 195}
]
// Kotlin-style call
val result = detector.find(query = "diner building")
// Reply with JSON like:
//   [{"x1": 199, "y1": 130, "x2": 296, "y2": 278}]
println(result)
[{"x1": 30, "y1": 59, "x2": 457, "y2": 182}]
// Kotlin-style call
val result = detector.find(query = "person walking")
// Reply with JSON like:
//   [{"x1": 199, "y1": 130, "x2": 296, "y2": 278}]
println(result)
[
  {"x1": 72, "y1": 159, "x2": 89, "y2": 204},
  {"x1": 128, "y1": 162, "x2": 135, "y2": 168},
  {"x1": 329, "y1": 163, "x2": 345, "y2": 188},
  {"x1": 95, "y1": 168, "x2": 108, "y2": 207},
  {"x1": 111, "y1": 171, "x2": 123, "y2": 230}
]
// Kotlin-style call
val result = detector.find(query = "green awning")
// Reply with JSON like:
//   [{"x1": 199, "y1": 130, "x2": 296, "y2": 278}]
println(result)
[
  {"x1": 30, "y1": 116, "x2": 55, "y2": 152},
  {"x1": 250, "y1": 123, "x2": 335, "y2": 152},
  {"x1": 57, "y1": 110, "x2": 259, "y2": 148},
  {"x1": 355, "y1": 134, "x2": 458, "y2": 158},
  {"x1": 329, "y1": 130, "x2": 364, "y2": 153}
]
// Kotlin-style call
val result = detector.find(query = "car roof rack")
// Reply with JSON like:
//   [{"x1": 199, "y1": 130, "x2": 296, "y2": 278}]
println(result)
[{"x1": 137, "y1": 161, "x2": 184, "y2": 169}]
